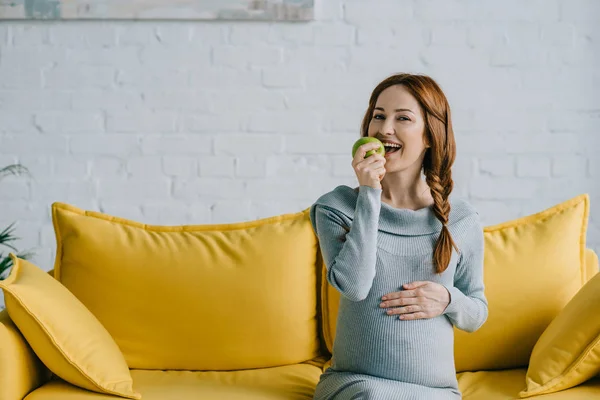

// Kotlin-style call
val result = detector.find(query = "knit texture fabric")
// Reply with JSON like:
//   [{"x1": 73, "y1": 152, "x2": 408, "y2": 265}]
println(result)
[{"x1": 310, "y1": 185, "x2": 488, "y2": 400}]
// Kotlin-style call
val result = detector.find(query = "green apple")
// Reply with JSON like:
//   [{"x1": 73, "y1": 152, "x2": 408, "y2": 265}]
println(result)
[{"x1": 352, "y1": 137, "x2": 385, "y2": 158}]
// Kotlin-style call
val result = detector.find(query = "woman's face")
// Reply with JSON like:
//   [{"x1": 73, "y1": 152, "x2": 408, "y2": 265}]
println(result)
[{"x1": 367, "y1": 85, "x2": 428, "y2": 174}]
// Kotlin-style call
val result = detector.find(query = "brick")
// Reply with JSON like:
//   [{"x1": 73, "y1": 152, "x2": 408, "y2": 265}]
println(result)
[
  {"x1": 183, "y1": 114, "x2": 240, "y2": 133},
  {"x1": 142, "y1": 201, "x2": 191, "y2": 225},
  {"x1": 357, "y1": 24, "x2": 429, "y2": 46},
  {"x1": 0, "y1": 66, "x2": 42, "y2": 90},
  {"x1": 154, "y1": 26, "x2": 192, "y2": 45},
  {"x1": 539, "y1": 23, "x2": 575, "y2": 46},
  {"x1": 0, "y1": 90, "x2": 70, "y2": 111},
  {"x1": 535, "y1": 178, "x2": 598, "y2": 202},
  {"x1": 284, "y1": 47, "x2": 350, "y2": 71},
  {"x1": 67, "y1": 48, "x2": 141, "y2": 68},
  {"x1": 90, "y1": 158, "x2": 127, "y2": 178},
  {"x1": 560, "y1": 0, "x2": 600, "y2": 21},
  {"x1": 44, "y1": 66, "x2": 115, "y2": 90},
  {"x1": 70, "y1": 135, "x2": 140, "y2": 156},
  {"x1": 414, "y1": 0, "x2": 474, "y2": 21},
  {"x1": 116, "y1": 25, "x2": 160, "y2": 47},
  {"x1": 213, "y1": 46, "x2": 282, "y2": 68},
  {"x1": 54, "y1": 157, "x2": 90, "y2": 180},
  {"x1": 0, "y1": 113, "x2": 34, "y2": 133},
  {"x1": 251, "y1": 201, "x2": 306, "y2": 219},
  {"x1": 470, "y1": 176, "x2": 539, "y2": 200},
  {"x1": 198, "y1": 156, "x2": 235, "y2": 178},
  {"x1": 189, "y1": 202, "x2": 211, "y2": 223},
  {"x1": 163, "y1": 156, "x2": 196, "y2": 178},
  {"x1": 211, "y1": 89, "x2": 286, "y2": 112},
  {"x1": 172, "y1": 179, "x2": 245, "y2": 201},
  {"x1": 211, "y1": 200, "x2": 252, "y2": 224},
  {"x1": 116, "y1": 67, "x2": 189, "y2": 89},
  {"x1": 141, "y1": 136, "x2": 212, "y2": 156},
  {"x1": 284, "y1": 89, "x2": 359, "y2": 110},
  {"x1": 478, "y1": 157, "x2": 515, "y2": 177},
  {"x1": 11, "y1": 25, "x2": 50, "y2": 46},
  {"x1": 50, "y1": 25, "x2": 101, "y2": 47},
  {"x1": 345, "y1": 1, "x2": 414, "y2": 25},
  {"x1": 516, "y1": 157, "x2": 551, "y2": 178},
  {"x1": 548, "y1": 111, "x2": 600, "y2": 132},
  {"x1": 551, "y1": 156, "x2": 587, "y2": 177},
  {"x1": 0, "y1": 202, "x2": 45, "y2": 222},
  {"x1": 313, "y1": 24, "x2": 355, "y2": 46},
  {"x1": 315, "y1": 0, "x2": 343, "y2": 21},
  {"x1": 34, "y1": 112, "x2": 104, "y2": 134},
  {"x1": 473, "y1": 200, "x2": 521, "y2": 226},
  {"x1": 98, "y1": 202, "x2": 144, "y2": 221},
  {"x1": 71, "y1": 91, "x2": 143, "y2": 111},
  {"x1": 1, "y1": 182, "x2": 29, "y2": 200},
  {"x1": 490, "y1": 46, "x2": 548, "y2": 67},
  {"x1": 268, "y1": 24, "x2": 315, "y2": 45},
  {"x1": 107, "y1": 113, "x2": 177, "y2": 133},
  {"x1": 127, "y1": 157, "x2": 163, "y2": 179},
  {"x1": 589, "y1": 157, "x2": 599, "y2": 178},
  {"x1": 481, "y1": 1, "x2": 560, "y2": 22},
  {"x1": 214, "y1": 134, "x2": 282, "y2": 156},
  {"x1": 265, "y1": 155, "x2": 331, "y2": 178},
  {"x1": 284, "y1": 134, "x2": 354, "y2": 155},
  {"x1": 262, "y1": 69, "x2": 306, "y2": 88},
  {"x1": 0, "y1": 25, "x2": 9, "y2": 46},
  {"x1": 190, "y1": 25, "x2": 229, "y2": 45},
  {"x1": 32, "y1": 181, "x2": 96, "y2": 203},
  {"x1": 247, "y1": 112, "x2": 321, "y2": 134},
  {"x1": 98, "y1": 179, "x2": 171, "y2": 202},
  {"x1": 143, "y1": 91, "x2": 212, "y2": 112},
  {"x1": 332, "y1": 155, "x2": 355, "y2": 177},
  {"x1": 1, "y1": 134, "x2": 68, "y2": 155},
  {"x1": 14, "y1": 156, "x2": 53, "y2": 180},
  {"x1": 430, "y1": 24, "x2": 468, "y2": 46},
  {"x1": 229, "y1": 24, "x2": 271, "y2": 45},
  {"x1": 77, "y1": 25, "x2": 118, "y2": 47},
  {"x1": 245, "y1": 178, "x2": 318, "y2": 201},
  {"x1": 235, "y1": 158, "x2": 267, "y2": 178},
  {"x1": 140, "y1": 46, "x2": 211, "y2": 68},
  {"x1": 190, "y1": 68, "x2": 262, "y2": 88}
]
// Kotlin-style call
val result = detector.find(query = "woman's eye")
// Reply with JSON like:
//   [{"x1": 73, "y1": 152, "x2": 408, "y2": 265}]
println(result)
[
  {"x1": 373, "y1": 114, "x2": 385, "y2": 120},
  {"x1": 397, "y1": 116, "x2": 410, "y2": 121}
]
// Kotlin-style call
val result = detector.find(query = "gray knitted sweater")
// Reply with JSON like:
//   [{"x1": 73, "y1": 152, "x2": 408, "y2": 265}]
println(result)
[{"x1": 310, "y1": 185, "x2": 488, "y2": 397}]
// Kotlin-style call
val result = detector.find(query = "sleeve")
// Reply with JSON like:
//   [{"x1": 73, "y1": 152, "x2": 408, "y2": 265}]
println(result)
[
  {"x1": 442, "y1": 214, "x2": 489, "y2": 333},
  {"x1": 312, "y1": 186, "x2": 381, "y2": 302}
]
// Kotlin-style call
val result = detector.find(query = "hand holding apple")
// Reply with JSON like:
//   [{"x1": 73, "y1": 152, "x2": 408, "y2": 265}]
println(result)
[{"x1": 351, "y1": 137, "x2": 386, "y2": 190}]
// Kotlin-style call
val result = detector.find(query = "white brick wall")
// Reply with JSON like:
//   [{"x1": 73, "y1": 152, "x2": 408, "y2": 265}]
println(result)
[{"x1": 0, "y1": 0, "x2": 599, "y2": 283}]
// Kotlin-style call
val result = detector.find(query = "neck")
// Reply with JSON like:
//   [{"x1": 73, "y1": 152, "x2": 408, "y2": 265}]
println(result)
[{"x1": 380, "y1": 167, "x2": 433, "y2": 210}]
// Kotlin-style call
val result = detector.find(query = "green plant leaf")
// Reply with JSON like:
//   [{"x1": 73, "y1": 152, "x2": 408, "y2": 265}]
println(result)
[
  {"x1": 0, "y1": 164, "x2": 30, "y2": 181},
  {"x1": 0, "y1": 222, "x2": 20, "y2": 251}
]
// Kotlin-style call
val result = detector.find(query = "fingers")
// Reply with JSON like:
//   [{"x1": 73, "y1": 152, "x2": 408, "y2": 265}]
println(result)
[
  {"x1": 398, "y1": 311, "x2": 428, "y2": 320},
  {"x1": 352, "y1": 153, "x2": 385, "y2": 170},
  {"x1": 385, "y1": 305, "x2": 424, "y2": 316},
  {"x1": 353, "y1": 142, "x2": 383, "y2": 162},
  {"x1": 379, "y1": 297, "x2": 419, "y2": 308},
  {"x1": 403, "y1": 281, "x2": 429, "y2": 289}
]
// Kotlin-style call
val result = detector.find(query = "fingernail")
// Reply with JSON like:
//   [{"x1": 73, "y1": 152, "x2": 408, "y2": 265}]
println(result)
[{"x1": 381, "y1": 296, "x2": 387, "y2": 300}]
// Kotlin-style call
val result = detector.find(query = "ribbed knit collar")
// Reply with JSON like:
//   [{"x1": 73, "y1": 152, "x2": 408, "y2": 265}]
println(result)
[{"x1": 313, "y1": 185, "x2": 476, "y2": 237}]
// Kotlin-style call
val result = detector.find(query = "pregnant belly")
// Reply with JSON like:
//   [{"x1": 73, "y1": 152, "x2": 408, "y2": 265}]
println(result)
[{"x1": 331, "y1": 308, "x2": 457, "y2": 388}]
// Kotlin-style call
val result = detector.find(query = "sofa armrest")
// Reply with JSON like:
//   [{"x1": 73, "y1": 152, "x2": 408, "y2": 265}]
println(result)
[
  {"x1": 585, "y1": 248, "x2": 599, "y2": 282},
  {"x1": 0, "y1": 309, "x2": 50, "y2": 400}
]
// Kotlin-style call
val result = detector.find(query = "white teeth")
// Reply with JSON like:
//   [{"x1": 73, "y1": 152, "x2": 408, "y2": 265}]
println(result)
[{"x1": 383, "y1": 143, "x2": 402, "y2": 148}]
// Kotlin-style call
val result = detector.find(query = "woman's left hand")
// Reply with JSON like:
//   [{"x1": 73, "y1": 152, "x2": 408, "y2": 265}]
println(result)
[{"x1": 380, "y1": 281, "x2": 451, "y2": 320}]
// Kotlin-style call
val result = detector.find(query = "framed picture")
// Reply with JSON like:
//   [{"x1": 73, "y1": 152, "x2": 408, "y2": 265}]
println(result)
[{"x1": 0, "y1": 0, "x2": 314, "y2": 21}]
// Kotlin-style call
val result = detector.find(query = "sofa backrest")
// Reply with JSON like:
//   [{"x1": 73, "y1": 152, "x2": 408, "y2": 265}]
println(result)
[
  {"x1": 320, "y1": 195, "x2": 592, "y2": 372},
  {"x1": 51, "y1": 202, "x2": 322, "y2": 371}
]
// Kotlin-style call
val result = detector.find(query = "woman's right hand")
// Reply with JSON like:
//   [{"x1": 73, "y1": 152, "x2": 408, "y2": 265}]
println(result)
[{"x1": 352, "y1": 142, "x2": 386, "y2": 190}]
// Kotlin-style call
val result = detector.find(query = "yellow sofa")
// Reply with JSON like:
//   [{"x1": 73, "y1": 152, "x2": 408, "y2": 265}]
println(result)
[{"x1": 1, "y1": 195, "x2": 599, "y2": 400}]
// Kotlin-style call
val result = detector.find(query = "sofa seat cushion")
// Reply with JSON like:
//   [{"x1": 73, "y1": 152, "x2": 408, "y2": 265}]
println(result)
[
  {"x1": 25, "y1": 364, "x2": 322, "y2": 400},
  {"x1": 458, "y1": 368, "x2": 600, "y2": 400}
]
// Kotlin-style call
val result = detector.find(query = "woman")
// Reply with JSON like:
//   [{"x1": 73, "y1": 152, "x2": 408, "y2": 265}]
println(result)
[{"x1": 310, "y1": 73, "x2": 488, "y2": 399}]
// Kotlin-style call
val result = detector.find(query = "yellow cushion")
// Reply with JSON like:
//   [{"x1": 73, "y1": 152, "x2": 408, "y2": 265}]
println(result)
[
  {"x1": 0, "y1": 255, "x2": 140, "y2": 399},
  {"x1": 51, "y1": 202, "x2": 321, "y2": 371},
  {"x1": 0, "y1": 309, "x2": 50, "y2": 400},
  {"x1": 320, "y1": 194, "x2": 590, "y2": 372},
  {"x1": 585, "y1": 248, "x2": 599, "y2": 282},
  {"x1": 520, "y1": 272, "x2": 600, "y2": 397},
  {"x1": 458, "y1": 368, "x2": 600, "y2": 400},
  {"x1": 25, "y1": 364, "x2": 322, "y2": 400}
]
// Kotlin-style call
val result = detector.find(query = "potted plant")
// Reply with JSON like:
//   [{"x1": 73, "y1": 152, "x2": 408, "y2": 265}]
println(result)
[{"x1": 0, "y1": 164, "x2": 35, "y2": 281}]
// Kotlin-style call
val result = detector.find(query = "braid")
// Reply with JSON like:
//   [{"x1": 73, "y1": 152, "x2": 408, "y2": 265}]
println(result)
[{"x1": 425, "y1": 167, "x2": 458, "y2": 274}]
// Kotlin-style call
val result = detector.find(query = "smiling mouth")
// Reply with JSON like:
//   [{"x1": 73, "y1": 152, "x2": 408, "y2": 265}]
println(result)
[{"x1": 384, "y1": 144, "x2": 402, "y2": 154}]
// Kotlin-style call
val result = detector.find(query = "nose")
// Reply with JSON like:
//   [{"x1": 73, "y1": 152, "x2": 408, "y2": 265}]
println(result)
[{"x1": 381, "y1": 117, "x2": 395, "y2": 136}]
